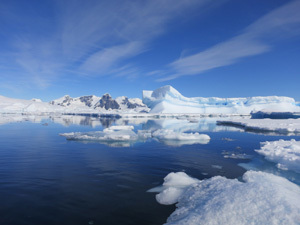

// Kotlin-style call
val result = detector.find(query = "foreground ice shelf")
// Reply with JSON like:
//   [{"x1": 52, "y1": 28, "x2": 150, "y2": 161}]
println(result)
[{"x1": 151, "y1": 171, "x2": 300, "y2": 225}]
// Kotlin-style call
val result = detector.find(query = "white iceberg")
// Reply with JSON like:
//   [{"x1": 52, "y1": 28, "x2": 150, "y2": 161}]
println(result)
[
  {"x1": 153, "y1": 171, "x2": 300, "y2": 225},
  {"x1": 217, "y1": 118, "x2": 300, "y2": 134},
  {"x1": 256, "y1": 139, "x2": 300, "y2": 173},
  {"x1": 143, "y1": 85, "x2": 299, "y2": 115},
  {"x1": 60, "y1": 125, "x2": 138, "y2": 142},
  {"x1": 148, "y1": 172, "x2": 199, "y2": 205},
  {"x1": 152, "y1": 129, "x2": 210, "y2": 141}
]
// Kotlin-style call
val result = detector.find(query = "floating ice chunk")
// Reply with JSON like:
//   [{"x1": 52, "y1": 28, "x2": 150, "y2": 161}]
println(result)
[
  {"x1": 211, "y1": 165, "x2": 222, "y2": 169},
  {"x1": 154, "y1": 171, "x2": 300, "y2": 225},
  {"x1": 152, "y1": 129, "x2": 210, "y2": 141},
  {"x1": 148, "y1": 172, "x2": 199, "y2": 205},
  {"x1": 222, "y1": 151, "x2": 252, "y2": 159},
  {"x1": 60, "y1": 125, "x2": 138, "y2": 142},
  {"x1": 256, "y1": 139, "x2": 300, "y2": 173},
  {"x1": 151, "y1": 129, "x2": 210, "y2": 146}
]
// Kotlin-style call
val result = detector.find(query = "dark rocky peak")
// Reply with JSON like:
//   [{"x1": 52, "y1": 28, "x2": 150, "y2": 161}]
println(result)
[
  {"x1": 79, "y1": 95, "x2": 95, "y2": 107},
  {"x1": 95, "y1": 94, "x2": 120, "y2": 110},
  {"x1": 121, "y1": 97, "x2": 142, "y2": 109},
  {"x1": 50, "y1": 95, "x2": 73, "y2": 106}
]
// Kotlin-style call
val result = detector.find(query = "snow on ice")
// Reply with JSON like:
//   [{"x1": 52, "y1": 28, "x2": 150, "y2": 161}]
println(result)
[{"x1": 152, "y1": 171, "x2": 300, "y2": 225}]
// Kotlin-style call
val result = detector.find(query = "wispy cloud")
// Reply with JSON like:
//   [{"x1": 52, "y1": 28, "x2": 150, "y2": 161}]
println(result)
[
  {"x1": 0, "y1": 0, "x2": 214, "y2": 89},
  {"x1": 158, "y1": 0, "x2": 300, "y2": 81}
]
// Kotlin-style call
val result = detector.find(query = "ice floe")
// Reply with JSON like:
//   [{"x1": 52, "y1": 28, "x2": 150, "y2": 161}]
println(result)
[
  {"x1": 152, "y1": 171, "x2": 300, "y2": 225},
  {"x1": 60, "y1": 125, "x2": 138, "y2": 142},
  {"x1": 152, "y1": 129, "x2": 210, "y2": 141},
  {"x1": 222, "y1": 151, "x2": 252, "y2": 159},
  {"x1": 256, "y1": 139, "x2": 300, "y2": 173},
  {"x1": 60, "y1": 125, "x2": 211, "y2": 147},
  {"x1": 217, "y1": 118, "x2": 300, "y2": 134}
]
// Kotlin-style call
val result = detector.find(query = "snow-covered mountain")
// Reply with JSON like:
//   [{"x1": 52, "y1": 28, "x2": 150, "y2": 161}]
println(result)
[
  {"x1": 50, "y1": 94, "x2": 149, "y2": 113},
  {"x1": 0, "y1": 95, "x2": 62, "y2": 113},
  {"x1": 143, "y1": 85, "x2": 300, "y2": 114},
  {"x1": 0, "y1": 94, "x2": 149, "y2": 114}
]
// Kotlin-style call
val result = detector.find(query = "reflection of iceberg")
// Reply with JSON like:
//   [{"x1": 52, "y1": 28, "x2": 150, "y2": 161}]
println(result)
[
  {"x1": 151, "y1": 171, "x2": 300, "y2": 224},
  {"x1": 143, "y1": 118, "x2": 241, "y2": 133}
]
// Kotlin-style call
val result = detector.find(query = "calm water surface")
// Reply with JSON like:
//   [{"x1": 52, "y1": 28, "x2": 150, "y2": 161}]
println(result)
[{"x1": 0, "y1": 115, "x2": 298, "y2": 225}]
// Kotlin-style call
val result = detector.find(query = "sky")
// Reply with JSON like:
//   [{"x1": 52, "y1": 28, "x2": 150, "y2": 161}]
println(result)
[{"x1": 0, "y1": 0, "x2": 300, "y2": 101}]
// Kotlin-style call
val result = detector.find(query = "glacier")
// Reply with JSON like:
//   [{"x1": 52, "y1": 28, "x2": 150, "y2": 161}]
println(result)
[{"x1": 143, "y1": 85, "x2": 300, "y2": 114}]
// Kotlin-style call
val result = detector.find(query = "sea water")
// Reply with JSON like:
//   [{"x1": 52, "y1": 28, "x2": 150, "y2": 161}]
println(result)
[{"x1": 0, "y1": 115, "x2": 298, "y2": 225}]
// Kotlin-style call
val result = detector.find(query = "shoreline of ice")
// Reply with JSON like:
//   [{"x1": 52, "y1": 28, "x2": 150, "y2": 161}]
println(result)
[{"x1": 217, "y1": 118, "x2": 300, "y2": 134}]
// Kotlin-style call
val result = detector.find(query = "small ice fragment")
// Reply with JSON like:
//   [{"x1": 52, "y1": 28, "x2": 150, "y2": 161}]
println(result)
[{"x1": 211, "y1": 165, "x2": 222, "y2": 169}]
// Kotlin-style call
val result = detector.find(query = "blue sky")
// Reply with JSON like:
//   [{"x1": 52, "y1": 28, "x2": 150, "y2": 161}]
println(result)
[{"x1": 0, "y1": 0, "x2": 300, "y2": 101}]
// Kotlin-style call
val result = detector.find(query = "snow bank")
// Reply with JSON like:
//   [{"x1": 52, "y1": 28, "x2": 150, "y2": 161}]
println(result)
[
  {"x1": 217, "y1": 118, "x2": 300, "y2": 134},
  {"x1": 143, "y1": 85, "x2": 299, "y2": 114},
  {"x1": 153, "y1": 171, "x2": 300, "y2": 225},
  {"x1": 256, "y1": 139, "x2": 300, "y2": 173}
]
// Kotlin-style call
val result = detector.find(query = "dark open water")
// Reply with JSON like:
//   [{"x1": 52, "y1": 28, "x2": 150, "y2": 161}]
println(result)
[{"x1": 0, "y1": 115, "x2": 298, "y2": 225}]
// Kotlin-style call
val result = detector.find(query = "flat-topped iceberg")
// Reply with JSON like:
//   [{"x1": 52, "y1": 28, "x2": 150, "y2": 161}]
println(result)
[
  {"x1": 256, "y1": 139, "x2": 300, "y2": 173},
  {"x1": 143, "y1": 85, "x2": 299, "y2": 114},
  {"x1": 152, "y1": 171, "x2": 300, "y2": 225}
]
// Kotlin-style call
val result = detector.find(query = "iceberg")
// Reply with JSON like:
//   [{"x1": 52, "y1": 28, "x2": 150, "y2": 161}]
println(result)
[
  {"x1": 143, "y1": 85, "x2": 299, "y2": 115},
  {"x1": 152, "y1": 171, "x2": 300, "y2": 225},
  {"x1": 60, "y1": 125, "x2": 138, "y2": 142},
  {"x1": 256, "y1": 139, "x2": 300, "y2": 173}
]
